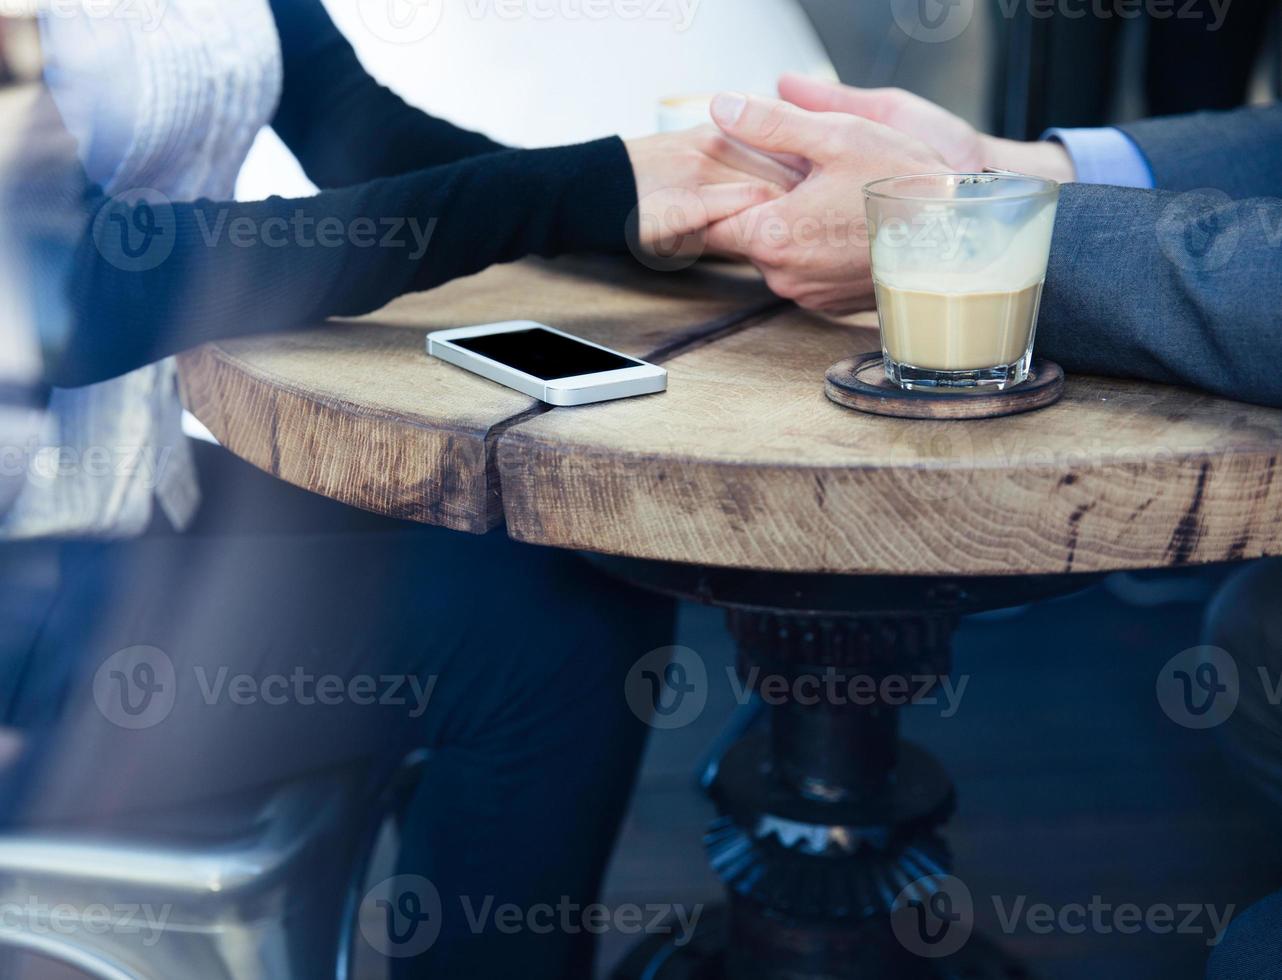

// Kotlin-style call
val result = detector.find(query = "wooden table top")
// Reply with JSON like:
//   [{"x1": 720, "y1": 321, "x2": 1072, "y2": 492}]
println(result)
[{"x1": 177, "y1": 257, "x2": 1282, "y2": 577}]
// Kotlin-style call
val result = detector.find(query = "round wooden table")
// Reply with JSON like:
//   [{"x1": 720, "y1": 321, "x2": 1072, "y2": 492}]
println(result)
[{"x1": 179, "y1": 256, "x2": 1282, "y2": 980}]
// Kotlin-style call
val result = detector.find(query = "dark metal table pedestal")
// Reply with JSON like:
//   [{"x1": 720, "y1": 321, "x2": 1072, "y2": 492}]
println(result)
[{"x1": 604, "y1": 561, "x2": 1092, "y2": 980}]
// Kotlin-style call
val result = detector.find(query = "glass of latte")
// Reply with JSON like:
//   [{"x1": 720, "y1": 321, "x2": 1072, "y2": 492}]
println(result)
[{"x1": 864, "y1": 173, "x2": 1060, "y2": 390}]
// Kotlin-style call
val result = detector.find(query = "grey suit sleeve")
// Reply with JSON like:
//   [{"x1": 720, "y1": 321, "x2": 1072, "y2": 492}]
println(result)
[
  {"x1": 1119, "y1": 104, "x2": 1282, "y2": 197},
  {"x1": 1037, "y1": 183, "x2": 1282, "y2": 408}
]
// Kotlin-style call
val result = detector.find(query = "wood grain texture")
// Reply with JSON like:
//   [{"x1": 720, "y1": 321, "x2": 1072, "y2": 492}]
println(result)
[
  {"x1": 498, "y1": 308, "x2": 1282, "y2": 575},
  {"x1": 177, "y1": 257, "x2": 775, "y2": 532}
]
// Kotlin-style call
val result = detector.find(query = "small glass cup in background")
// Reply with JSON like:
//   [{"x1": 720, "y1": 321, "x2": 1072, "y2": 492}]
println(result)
[
  {"x1": 656, "y1": 95, "x2": 715, "y2": 133},
  {"x1": 863, "y1": 173, "x2": 1060, "y2": 391}
]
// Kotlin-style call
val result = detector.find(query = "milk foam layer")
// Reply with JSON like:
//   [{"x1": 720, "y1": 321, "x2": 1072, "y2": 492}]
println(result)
[{"x1": 869, "y1": 199, "x2": 1058, "y2": 295}]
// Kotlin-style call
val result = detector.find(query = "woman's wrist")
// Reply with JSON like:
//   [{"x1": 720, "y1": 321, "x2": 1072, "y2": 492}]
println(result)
[
  {"x1": 980, "y1": 134, "x2": 1077, "y2": 183},
  {"x1": 541, "y1": 136, "x2": 640, "y2": 255}
]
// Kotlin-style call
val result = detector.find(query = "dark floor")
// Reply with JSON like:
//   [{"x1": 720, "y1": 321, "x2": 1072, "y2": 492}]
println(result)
[{"x1": 597, "y1": 571, "x2": 1282, "y2": 979}]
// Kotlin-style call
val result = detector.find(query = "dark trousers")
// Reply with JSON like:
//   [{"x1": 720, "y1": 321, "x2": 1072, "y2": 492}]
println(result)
[{"x1": 0, "y1": 442, "x2": 676, "y2": 978}]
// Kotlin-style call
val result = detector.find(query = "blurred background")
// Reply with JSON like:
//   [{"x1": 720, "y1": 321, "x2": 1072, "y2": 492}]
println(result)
[
  {"x1": 237, "y1": 0, "x2": 1282, "y2": 200},
  {"x1": 5, "y1": 0, "x2": 1279, "y2": 190},
  {"x1": 2, "y1": 2, "x2": 1282, "y2": 978}
]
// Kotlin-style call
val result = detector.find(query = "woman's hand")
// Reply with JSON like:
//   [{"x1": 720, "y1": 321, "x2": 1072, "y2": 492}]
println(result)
[{"x1": 624, "y1": 126, "x2": 804, "y2": 258}]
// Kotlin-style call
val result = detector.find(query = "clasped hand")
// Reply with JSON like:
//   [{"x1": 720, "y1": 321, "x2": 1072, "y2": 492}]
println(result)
[{"x1": 626, "y1": 75, "x2": 1074, "y2": 316}]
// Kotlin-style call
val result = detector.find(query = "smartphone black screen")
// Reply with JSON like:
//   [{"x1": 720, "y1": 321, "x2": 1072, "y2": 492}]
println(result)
[{"x1": 452, "y1": 328, "x2": 643, "y2": 380}]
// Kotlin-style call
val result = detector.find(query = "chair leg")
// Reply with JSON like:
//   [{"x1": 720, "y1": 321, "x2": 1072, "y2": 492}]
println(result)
[
  {"x1": 695, "y1": 695, "x2": 766, "y2": 794},
  {"x1": 342, "y1": 750, "x2": 431, "y2": 979},
  {"x1": 0, "y1": 757, "x2": 429, "y2": 980}
]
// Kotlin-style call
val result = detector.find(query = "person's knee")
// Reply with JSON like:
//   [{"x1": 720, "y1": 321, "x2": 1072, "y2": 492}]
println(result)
[
  {"x1": 1204, "y1": 558, "x2": 1282, "y2": 668},
  {"x1": 420, "y1": 547, "x2": 677, "y2": 748},
  {"x1": 1202, "y1": 558, "x2": 1282, "y2": 804},
  {"x1": 498, "y1": 572, "x2": 677, "y2": 736},
  {"x1": 1206, "y1": 889, "x2": 1282, "y2": 980}
]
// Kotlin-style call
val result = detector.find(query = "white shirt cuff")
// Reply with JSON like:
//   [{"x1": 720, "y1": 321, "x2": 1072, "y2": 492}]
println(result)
[{"x1": 1043, "y1": 127, "x2": 1155, "y2": 188}]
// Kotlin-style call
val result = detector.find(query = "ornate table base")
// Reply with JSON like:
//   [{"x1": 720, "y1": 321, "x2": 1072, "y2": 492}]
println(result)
[{"x1": 597, "y1": 560, "x2": 1093, "y2": 980}]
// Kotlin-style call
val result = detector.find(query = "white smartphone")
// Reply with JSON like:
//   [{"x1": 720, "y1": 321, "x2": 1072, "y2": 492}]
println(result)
[{"x1": 426, "y1": 321, "x2": 668, "y2": 407}]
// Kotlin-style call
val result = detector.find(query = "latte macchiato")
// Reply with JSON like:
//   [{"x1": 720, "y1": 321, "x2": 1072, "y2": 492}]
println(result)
[{"x1": 863, "y1": 173, "x2": 1061, "y2": 389}]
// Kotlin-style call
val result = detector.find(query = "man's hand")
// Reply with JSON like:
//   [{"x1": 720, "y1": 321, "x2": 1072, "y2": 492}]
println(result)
[
  {"x1": 778, "y1": 74, "x2": 1075, "y2": 184},
  {"x1": 704, "y1": 92, "x2": 947, "y2": 315},
  {"x1": 624, "y1": 126, "x2": 804, "y2": 258},
  {"x1": 779, "y1": 73, "x2": 987, "y2": 172}
]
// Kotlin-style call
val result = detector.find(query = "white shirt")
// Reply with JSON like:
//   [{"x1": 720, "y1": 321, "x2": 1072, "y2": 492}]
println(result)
[{"x1": 1, "y1": 0, "x2": 282, "y2": 539}]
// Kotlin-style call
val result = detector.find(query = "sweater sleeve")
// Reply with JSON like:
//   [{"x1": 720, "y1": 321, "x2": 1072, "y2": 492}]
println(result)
[
  {"x1": 268, "y1": 0, "x2": 508, "y2": 187},
  {"x1": 49, "y1": 137, "x2": 639, "y2": 387}
]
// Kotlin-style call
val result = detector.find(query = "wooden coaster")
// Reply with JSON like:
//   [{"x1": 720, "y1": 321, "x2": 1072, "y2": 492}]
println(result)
[{"x1": 825, "y1": 352, "x2": 1065, "y2": 420}]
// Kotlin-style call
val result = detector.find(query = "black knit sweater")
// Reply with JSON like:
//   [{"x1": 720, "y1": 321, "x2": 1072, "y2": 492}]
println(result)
[{"x1": 43, "y1": 0, "x2": 638, "y2": 387}]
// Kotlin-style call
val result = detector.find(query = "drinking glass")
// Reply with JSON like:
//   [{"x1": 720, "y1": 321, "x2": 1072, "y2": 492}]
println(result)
[
  {"x1": 656, "y1": 95, "x2": 714, "y2": 133},
  {"x1": 863, "y1": 173, "x2": 1060, "y2": 390}
]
